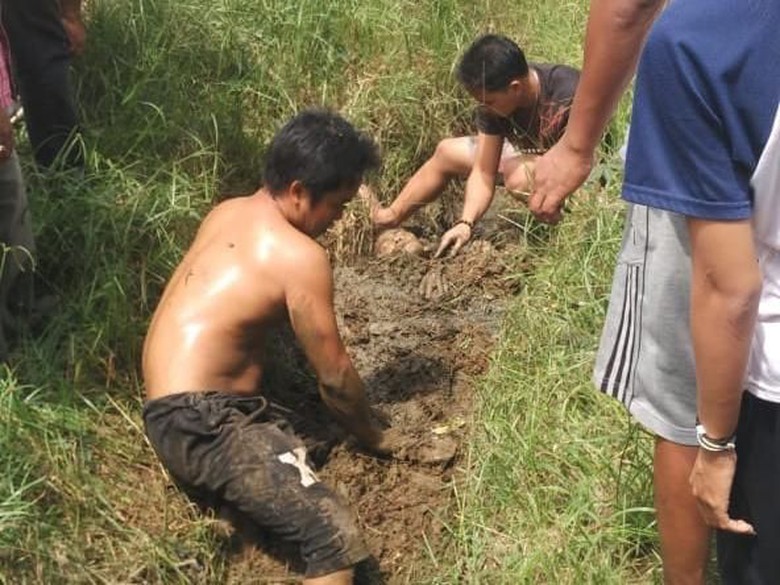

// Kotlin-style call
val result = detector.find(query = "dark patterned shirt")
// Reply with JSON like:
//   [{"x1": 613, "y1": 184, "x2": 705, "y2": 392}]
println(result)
[{"x1": 475, "y1": 63, "x2": 579, "y2": 154}]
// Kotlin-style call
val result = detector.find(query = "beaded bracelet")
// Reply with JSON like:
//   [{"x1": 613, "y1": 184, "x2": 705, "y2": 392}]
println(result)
[{"x1": 453, "y1": 219, "x2": 474, "y2": 230}]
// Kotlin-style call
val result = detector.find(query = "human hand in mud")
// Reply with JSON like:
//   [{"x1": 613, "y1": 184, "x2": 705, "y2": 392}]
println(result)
[
  {"x1": 369, "y1": 427, "x2": 408, "y2": 457},
  {"x1": 418, "y1": 264, "x2": 450, "y2": 301},
  {"x1": 434, "y1": 221, "x2": 472, "y2": 258},
  {"x1": 372, "y1": 206, "x2": 400, "y2": 230},
  {"x1": 358, "y1": 184, "x2": 400, "y2": 230}
]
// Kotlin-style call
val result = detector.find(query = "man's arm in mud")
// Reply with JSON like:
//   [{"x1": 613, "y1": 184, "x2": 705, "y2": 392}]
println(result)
[
  {"x1": 286, "y1": 247, "x2": 383, "y2": 448},
  {"x1": 436, "y1": 133, "x2": 502, "y2": 257},
  {"x1": 529, "y1": 0, "x2": 665, "y2": 223}
]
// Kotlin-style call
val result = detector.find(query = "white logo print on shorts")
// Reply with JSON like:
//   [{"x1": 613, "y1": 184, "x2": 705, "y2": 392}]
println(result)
[{"x1": 277, "y1": 447, "x2": 319, "y2": 487}]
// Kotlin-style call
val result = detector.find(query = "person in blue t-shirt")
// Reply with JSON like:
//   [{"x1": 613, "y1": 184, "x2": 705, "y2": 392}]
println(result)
[{"x1": 531, "y1": 1, "x2": 780, "y2": 583}]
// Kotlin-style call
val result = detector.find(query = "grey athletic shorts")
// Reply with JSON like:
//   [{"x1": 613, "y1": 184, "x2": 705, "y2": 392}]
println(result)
[
  {"x1": 143, "y1": 391, "x2": 369, "y2": 578},
  {"x1": 593, "y1": 204, "x2": 698, "y2": 445}
]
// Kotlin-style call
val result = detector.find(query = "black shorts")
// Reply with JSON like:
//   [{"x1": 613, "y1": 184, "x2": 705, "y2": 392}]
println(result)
[
  {"x1": 143, "y1": 391, "x2": 369, "y2": 578},
  {"x1": 717, "y1": 392, "x2": 780, "y2": 584}
]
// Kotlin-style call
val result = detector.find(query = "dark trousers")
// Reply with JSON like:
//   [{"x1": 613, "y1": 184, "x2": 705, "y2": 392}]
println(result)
[
  {"x1": 718, "y1": 392, "x2": 780, "y2": 584},
  {"x1": 2, "y1": 0, "x2": 82, "y2": 169},
  {"x1": 0, "y1": 151, "x2": 34, "y2": 361}
]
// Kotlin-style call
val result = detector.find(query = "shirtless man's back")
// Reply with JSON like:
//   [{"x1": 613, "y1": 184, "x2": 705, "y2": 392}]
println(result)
[
  {"x1": 144, "y1": 193, "x2": 315, "y2": 397},
  {"x1": 142, "y1": 110, "x2": 394, "y2": 585}
]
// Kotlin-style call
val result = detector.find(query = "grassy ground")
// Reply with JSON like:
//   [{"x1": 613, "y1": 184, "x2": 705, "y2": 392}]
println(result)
[{"x1": 0, "y1": 0, "x2": 664, "y2": 582}]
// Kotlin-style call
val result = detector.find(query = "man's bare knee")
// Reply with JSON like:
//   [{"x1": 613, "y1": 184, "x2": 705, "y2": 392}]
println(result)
[
  {"x1": 431, "y1": 137, "x2": 473, "y2": 176},
  {"x1": 503, "y1": 157, "x2": 537, "y2": 194},
  {"x1": 304, "y1": 568, "x2": 353, "y2": 585}
]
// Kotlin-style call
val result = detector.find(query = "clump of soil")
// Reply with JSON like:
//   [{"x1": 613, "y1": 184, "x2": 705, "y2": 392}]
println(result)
[{"x1": 222, "y1": 202, "x2": 527, "y2": 583}]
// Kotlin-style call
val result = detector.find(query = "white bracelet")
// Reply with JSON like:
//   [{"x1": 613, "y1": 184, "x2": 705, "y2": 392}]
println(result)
[{"x1": 695, "y1": 424, "x2": 736, "y2": 452}]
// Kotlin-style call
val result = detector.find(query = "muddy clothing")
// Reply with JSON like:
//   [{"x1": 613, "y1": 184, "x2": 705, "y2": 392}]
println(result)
[
  {"x1": 143, "y1": 391, "x2": 369, "y2": 578},
  {"x1": 474, "y1": 63, "x2": 579, "y2": 154}
]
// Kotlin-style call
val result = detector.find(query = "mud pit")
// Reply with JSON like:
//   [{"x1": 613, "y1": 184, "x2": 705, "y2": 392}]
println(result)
[{"x1": 224, "y1": 205, "x2": 527, "y2": 584}]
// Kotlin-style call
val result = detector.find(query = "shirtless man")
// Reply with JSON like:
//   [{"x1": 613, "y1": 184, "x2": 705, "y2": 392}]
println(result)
[{"x1": 142, "y1": 110, "x2": 396, "y2": 585}]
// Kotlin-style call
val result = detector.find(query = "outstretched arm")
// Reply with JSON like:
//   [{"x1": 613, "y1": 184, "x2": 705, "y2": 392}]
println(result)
[
  {"x1": 687, "y1": 217, "x2": 761, "y2": 535},
  {"x1": 286, "y1": 247, "x2": 387, "y2": 450},
  {"x1": 529, "y1": 0, "x2": 665, "y2": 223},
  {"x1": 436, "y1": 133, "x2": 502, "y2": 257}
]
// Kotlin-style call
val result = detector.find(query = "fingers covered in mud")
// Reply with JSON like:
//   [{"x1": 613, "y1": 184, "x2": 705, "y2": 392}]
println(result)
[
  {"x1": 351, "y1": 418, "x2": 460, "y2": 467},
  {"x1": 418, "y1": 264, "x2": 450, "y2": 300},
  {"x1": 396, "y1": 433, "x2": 459, "y2": 466}
]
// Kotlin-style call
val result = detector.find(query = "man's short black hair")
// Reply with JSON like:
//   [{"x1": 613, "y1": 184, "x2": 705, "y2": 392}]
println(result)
[
  {"x1": 456, "y1": 34, "x2": 529, "y2": 92},
  {"x1": 264, "y1": 109, "x2": 381, "y2": 204}
]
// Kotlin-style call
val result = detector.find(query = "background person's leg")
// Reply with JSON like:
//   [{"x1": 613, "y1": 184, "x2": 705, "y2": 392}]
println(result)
[
  {"x1": 0, "y1": 152, "x2": 35, "y2": 360},
  {"x1": 2, "y1": 0, "x2": 82, "y2": 169},
  {"x1": 654, "y1": 437, "x2": 710, "y2": 585}
]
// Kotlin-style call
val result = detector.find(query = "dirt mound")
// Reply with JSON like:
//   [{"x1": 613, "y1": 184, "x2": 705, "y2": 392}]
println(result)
[{"x1": 219, "y1": 223, "x2": 524, "y2": 583}]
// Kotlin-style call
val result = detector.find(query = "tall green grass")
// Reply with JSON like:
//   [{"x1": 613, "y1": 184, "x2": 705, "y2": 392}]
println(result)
[
  {"x1": 0, "y1": 0, "x2": 662, "y2": 582},
  {"x1": 435, "y1": 191, "x2": 660, "y2": 584}
]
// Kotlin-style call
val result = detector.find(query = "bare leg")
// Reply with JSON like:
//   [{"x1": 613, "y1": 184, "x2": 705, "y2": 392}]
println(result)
[
  {"x1": 373, "y1": 137, "x2": 475, "y2": 228},
  {"x1": 304, "y1": 568, "x2": 353, "y2": 585},
  {"x1": 502, "y1": 154, "x2": 538, "y2": 203},
  {"x1": 654, "y1": 437, "x2": 710, "y2": 585}
]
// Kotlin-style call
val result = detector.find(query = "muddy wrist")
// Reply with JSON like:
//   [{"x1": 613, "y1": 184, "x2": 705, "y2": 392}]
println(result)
[{"x1": 352, "y1": 420, "x2": 383, "y2": 447}]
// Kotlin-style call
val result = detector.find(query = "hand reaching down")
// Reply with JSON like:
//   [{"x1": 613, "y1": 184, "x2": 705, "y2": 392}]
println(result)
[
  {"x1": 689, "y1": 449, "x2": 755, "y2": 535},
  {"x1": 434, "y1": 221, "x2": 472, "y2": 258}
]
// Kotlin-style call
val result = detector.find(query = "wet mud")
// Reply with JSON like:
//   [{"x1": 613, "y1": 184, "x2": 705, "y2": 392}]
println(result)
[{"x1": 221, "y1": 204, "x2": 527, "y2": 584}]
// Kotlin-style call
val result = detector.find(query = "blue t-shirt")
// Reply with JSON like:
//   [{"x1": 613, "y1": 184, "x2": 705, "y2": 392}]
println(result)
[{"x1": 623, "y1": 0, "x2": 780, "y2": 220}]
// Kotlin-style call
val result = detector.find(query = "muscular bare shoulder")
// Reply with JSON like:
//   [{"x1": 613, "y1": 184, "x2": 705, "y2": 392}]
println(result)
[{"x1": 278, "y1": 233, "x2": 332, "y2": 298}]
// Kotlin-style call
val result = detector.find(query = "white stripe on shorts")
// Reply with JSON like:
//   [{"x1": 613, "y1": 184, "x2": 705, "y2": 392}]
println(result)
[{"x1": 599, "y1": 264, "x2": 642, "y2": 404}]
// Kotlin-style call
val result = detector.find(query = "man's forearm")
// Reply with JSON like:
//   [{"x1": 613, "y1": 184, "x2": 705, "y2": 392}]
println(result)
[
  {"x1": 319, "y1": 365, "x2": 380, "y2": 446},
  {"x1": 691, "y1": 284, "x2": 760, "y2": 439},
  {"x1": 461, "y1": 171, "x2": 495, "y2": 224},
  {"x1": 563, "y1": 0, "x2": 665, "y2": 156},
  {"x1": 689, "y1": 219, "x2": 762, "y2": 440}
]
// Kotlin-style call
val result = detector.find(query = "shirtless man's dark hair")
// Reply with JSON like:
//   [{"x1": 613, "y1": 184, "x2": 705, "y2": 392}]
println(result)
[
  {"x1": 456, "y1": 34, "x2": 530, "y2": 92},
  {"x1": 264, "y1": 109, "x2": 380, "y2": 203},
  {"x1": 142, "y1": 110, "x2": 395, "y2": 585}
]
